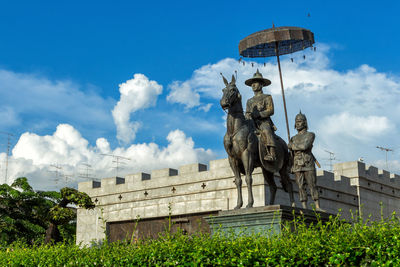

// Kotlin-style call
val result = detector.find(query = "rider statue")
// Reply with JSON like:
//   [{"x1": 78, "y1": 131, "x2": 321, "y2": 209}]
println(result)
[
  {"x1": 288, "y1": 112, "x2": 322, "y2": 211},
  {"x1": 245, "y1": 69, "x2": 277, "y2": 162}
]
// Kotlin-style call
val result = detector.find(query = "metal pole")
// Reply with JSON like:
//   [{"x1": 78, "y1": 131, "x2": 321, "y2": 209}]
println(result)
[
  {"x1": 376, "y1": 146, "x2": 393, "y2": 170},
  {"x1": 275, "y1": 42, "x2": 291, "y2": 142},
  {"x1": 386, "y1": 152, "x2": 388, "y2": 169},
  {"x1": 5, "y1": 134, "x2": 11, "y2": 184}
]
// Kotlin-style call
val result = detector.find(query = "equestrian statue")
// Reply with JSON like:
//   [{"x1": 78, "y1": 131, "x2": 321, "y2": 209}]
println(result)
[{"x1": 220, "y1": 70, "x2": 295, "y2": 209}]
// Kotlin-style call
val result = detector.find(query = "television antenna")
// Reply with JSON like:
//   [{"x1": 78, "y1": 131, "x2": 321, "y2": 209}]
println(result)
[
  {"x1": 78, "y1": 162, "x2": 97, "y2": 181},
  {"x1": 49, "y1": 163, "x2": 63, "y2": 184},
  {"x1": 0, "y1": 132, "x2": 14, "y2": 184},
  {"x1": 63, "y1": 173, "x2": 74, "y2": 187},
  {"x1": 101, "y1": 154, "x2": 131, "y2": 177},
  {"x1": 376, "y1": 146, "x2": 393, "y2": 169},
  {"x1": 324, "y1": 150, "x2": 337, "y2": 171}
]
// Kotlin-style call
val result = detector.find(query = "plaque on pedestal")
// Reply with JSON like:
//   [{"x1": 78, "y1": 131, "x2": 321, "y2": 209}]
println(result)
[{"x1": 205, "y1": 205, "x2": 332, "y2": 237}]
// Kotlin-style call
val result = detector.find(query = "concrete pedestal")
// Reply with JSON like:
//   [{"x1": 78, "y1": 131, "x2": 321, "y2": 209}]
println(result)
[{"x1": 205, "y1": 205, "x2": 332, "y2": 237}]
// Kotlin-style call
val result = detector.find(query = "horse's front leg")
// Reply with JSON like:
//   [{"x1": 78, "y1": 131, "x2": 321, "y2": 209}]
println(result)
[
  {"x1": 242, "y1": 150, "x2": 254, "y2": 208},
  {"x1": 229, "y1": 157, "x2": 243, "y2": 209}
]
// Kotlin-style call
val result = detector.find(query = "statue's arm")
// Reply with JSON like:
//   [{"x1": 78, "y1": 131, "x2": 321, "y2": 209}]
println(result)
[
  {"x1": 288, "y1": 138, "x2": 293, "y2": 150},
  {"x1": 291, "y1": 132, "x2": 315, "y2": 151},
  {"x1": 258, "y1": 95, "x2": 274, "y2": 118},
  {"x1": 245, "y1": 100, "x2": 252, "y2": 120}
]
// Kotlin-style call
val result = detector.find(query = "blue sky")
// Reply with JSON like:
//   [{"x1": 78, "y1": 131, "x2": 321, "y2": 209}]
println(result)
[{"x1": 1, "y1": 1, "x2": 400, "y2": 189}]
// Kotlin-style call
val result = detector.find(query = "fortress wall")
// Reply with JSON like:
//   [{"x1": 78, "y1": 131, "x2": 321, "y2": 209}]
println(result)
[
  {"x1": 334, "y1": 161, "x2": 400, "y2": 221},
  {"x1": 77, "y1": 159, "x2": 400, "y2": 246},
  {"x1": 317, "y1": 170, "x2": 358, "y2": 218}
]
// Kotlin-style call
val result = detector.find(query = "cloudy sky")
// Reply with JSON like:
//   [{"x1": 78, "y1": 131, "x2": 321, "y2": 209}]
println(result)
[{"x1": 1, "y1": 1, "x2": 400, "y2": 190}]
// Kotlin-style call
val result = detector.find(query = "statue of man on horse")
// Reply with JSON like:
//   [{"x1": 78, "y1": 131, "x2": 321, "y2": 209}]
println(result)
[
  {"x1": 220, "y1": 70, "x2": 295, "y2": 209},
  {"x1": 245, "y1": 69, "x2": 277, "y2": 163}
]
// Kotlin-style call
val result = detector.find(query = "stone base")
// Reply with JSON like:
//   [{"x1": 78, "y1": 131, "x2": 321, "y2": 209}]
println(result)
[{"x1": 205, "y1": 205, "x2": 333, "y2": 237}]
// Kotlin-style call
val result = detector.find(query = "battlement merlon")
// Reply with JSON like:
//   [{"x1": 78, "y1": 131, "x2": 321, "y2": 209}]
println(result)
[
  {"x1": 317, "y1": 169, "x2": 355, "y2": 195},
  {"x1": 333, "y1": 161, "x2": 366, "y2": 178},
  {"x1": 334, "y1": 161, "x2": 400, "y2": 189},
  {"x1": 77, "y1": 162, "x2": 212, "y2": 194},
  {"x1": 78, "y1": 159, "x2": 400, "y2": 196}
]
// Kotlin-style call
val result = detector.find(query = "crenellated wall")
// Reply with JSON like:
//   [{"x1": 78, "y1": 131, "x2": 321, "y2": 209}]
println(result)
[
  {"x1": 334, "y1": 161, "x2": 400, "y2": 220},
  {"x1": 76, "y1": 159, "x2": 400, "y2": 246}
]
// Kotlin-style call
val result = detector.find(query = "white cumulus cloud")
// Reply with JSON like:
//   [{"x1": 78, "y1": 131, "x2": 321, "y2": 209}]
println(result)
[
  {"x1": 321, "y1": 112, "x2": 393, "y2": 141},
  {"x1": 13, "y1": 124, "x2": 90, "y2": 166},
  {"x1": 5, "y1": 124, "x2": 214, "y2": 190},
  {"x1": 167, "y1": 81, "x2": 200, "y2": 109},
  {"x1": 112, "y1": 74, "x2": 163, "y2": 144},
  {"x1": 96, "y1": 138, "x2": 111, "y2": 154}
]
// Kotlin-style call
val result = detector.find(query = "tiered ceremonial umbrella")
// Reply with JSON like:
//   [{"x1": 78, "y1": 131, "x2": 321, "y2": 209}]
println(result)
[{"x1": 239, "y1": 26, "x2": 315, "y2": 141}]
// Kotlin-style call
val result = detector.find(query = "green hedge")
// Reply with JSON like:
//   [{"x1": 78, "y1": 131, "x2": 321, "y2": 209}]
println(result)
[{"x1": 2, "y1": 214, "x2": 400, "y2": 266}]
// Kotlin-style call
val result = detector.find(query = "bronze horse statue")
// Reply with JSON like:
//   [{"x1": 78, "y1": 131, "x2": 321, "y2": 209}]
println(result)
[{"x1": 220, "y1": 74, "x2": 295, "y2": 209}]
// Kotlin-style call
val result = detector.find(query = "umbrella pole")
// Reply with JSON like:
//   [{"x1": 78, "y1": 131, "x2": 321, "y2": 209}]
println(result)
[{"x1": 275, "y1": 42, "x2": 291, "y2": 142}]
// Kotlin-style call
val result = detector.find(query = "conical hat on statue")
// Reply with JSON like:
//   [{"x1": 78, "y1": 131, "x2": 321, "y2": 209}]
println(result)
[{"x1": 245, "y1": 69, "x2": 271, "y2": 87}]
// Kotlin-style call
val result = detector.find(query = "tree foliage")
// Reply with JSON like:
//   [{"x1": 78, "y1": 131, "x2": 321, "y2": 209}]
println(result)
[
  {"x1": 0, "y1": 177, "x2": 94, "y2": 245},
  {"x1": 45, "y1": 187, "x2": 95, "y2": 243},
  {"x1": 0, "y1": 178, "x2": 52, "y2": 244}
]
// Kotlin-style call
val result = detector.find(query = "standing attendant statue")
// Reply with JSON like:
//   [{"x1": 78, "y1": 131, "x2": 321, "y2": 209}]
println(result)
[
  {"x1": 245, "y1": 69, "x2": 277, "y2": 162},
  {"x1": 288, "y1": 112, "x2": 322, "y2": 211}
]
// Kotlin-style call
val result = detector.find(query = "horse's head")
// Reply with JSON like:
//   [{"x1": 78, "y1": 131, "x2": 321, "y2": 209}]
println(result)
[{"x1": 220, "y1": 74, "x2": 241, "y2": 110}]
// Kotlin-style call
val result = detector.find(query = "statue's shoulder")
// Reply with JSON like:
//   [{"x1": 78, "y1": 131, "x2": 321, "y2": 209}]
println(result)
[
  {"x1": 306, "y1": 131, "x2": 315, "y2": 138},
  {"x1": 260, "y1": 94, "x2": 272, "y2": 102},
  {"x1": 303, "y1": 131, "x2": 315, "y2": 143},
  {"x1": 302, "y1": 131, "x2": 315, "y2": 138},
  {"x1": 246, "y1": 96, "x2": 256, "y2": 104},
  {"x1": 258, "y1": 93, "x2": 271, "y2": 98}
]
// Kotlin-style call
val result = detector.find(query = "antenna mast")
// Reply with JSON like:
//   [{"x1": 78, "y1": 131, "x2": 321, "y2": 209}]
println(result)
[
  {"x1": 63, "y1": 173, "x2": 73, "y2": 187},
  {"x1": 376, "y1": 146, "x2": 393, "y2": 169},
  {"x1": 324, "y1": 150, "x2": 336, "y2": 171},
  {"x1": 49, "y1": 163, "x2": 63, "y2": 184},
  {"x1": 101, "y1": 154, "x2": 131, "y2": 177},
  {"x1": 0, "y1": 132, "x2": 14, "y2": 184},
  {"x1": 78, "y1": 162, "x2": 97, "y2": 181}
]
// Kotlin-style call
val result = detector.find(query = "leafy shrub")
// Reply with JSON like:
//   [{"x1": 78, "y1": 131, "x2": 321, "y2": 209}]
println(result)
[{"x1": 1, "y1": 213, "x2": 400, "y2": 266}]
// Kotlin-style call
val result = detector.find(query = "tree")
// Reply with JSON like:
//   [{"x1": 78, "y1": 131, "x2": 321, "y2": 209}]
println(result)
[
  {"x1": 0, "y1": 177, "x2": 95, "y2": 245},
  {"x1": 0, "y1": 177, "x2": 52, "y2": 244},
  {"x1": 45, "y1": 187, "x2": 95, "y2": 243}
]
